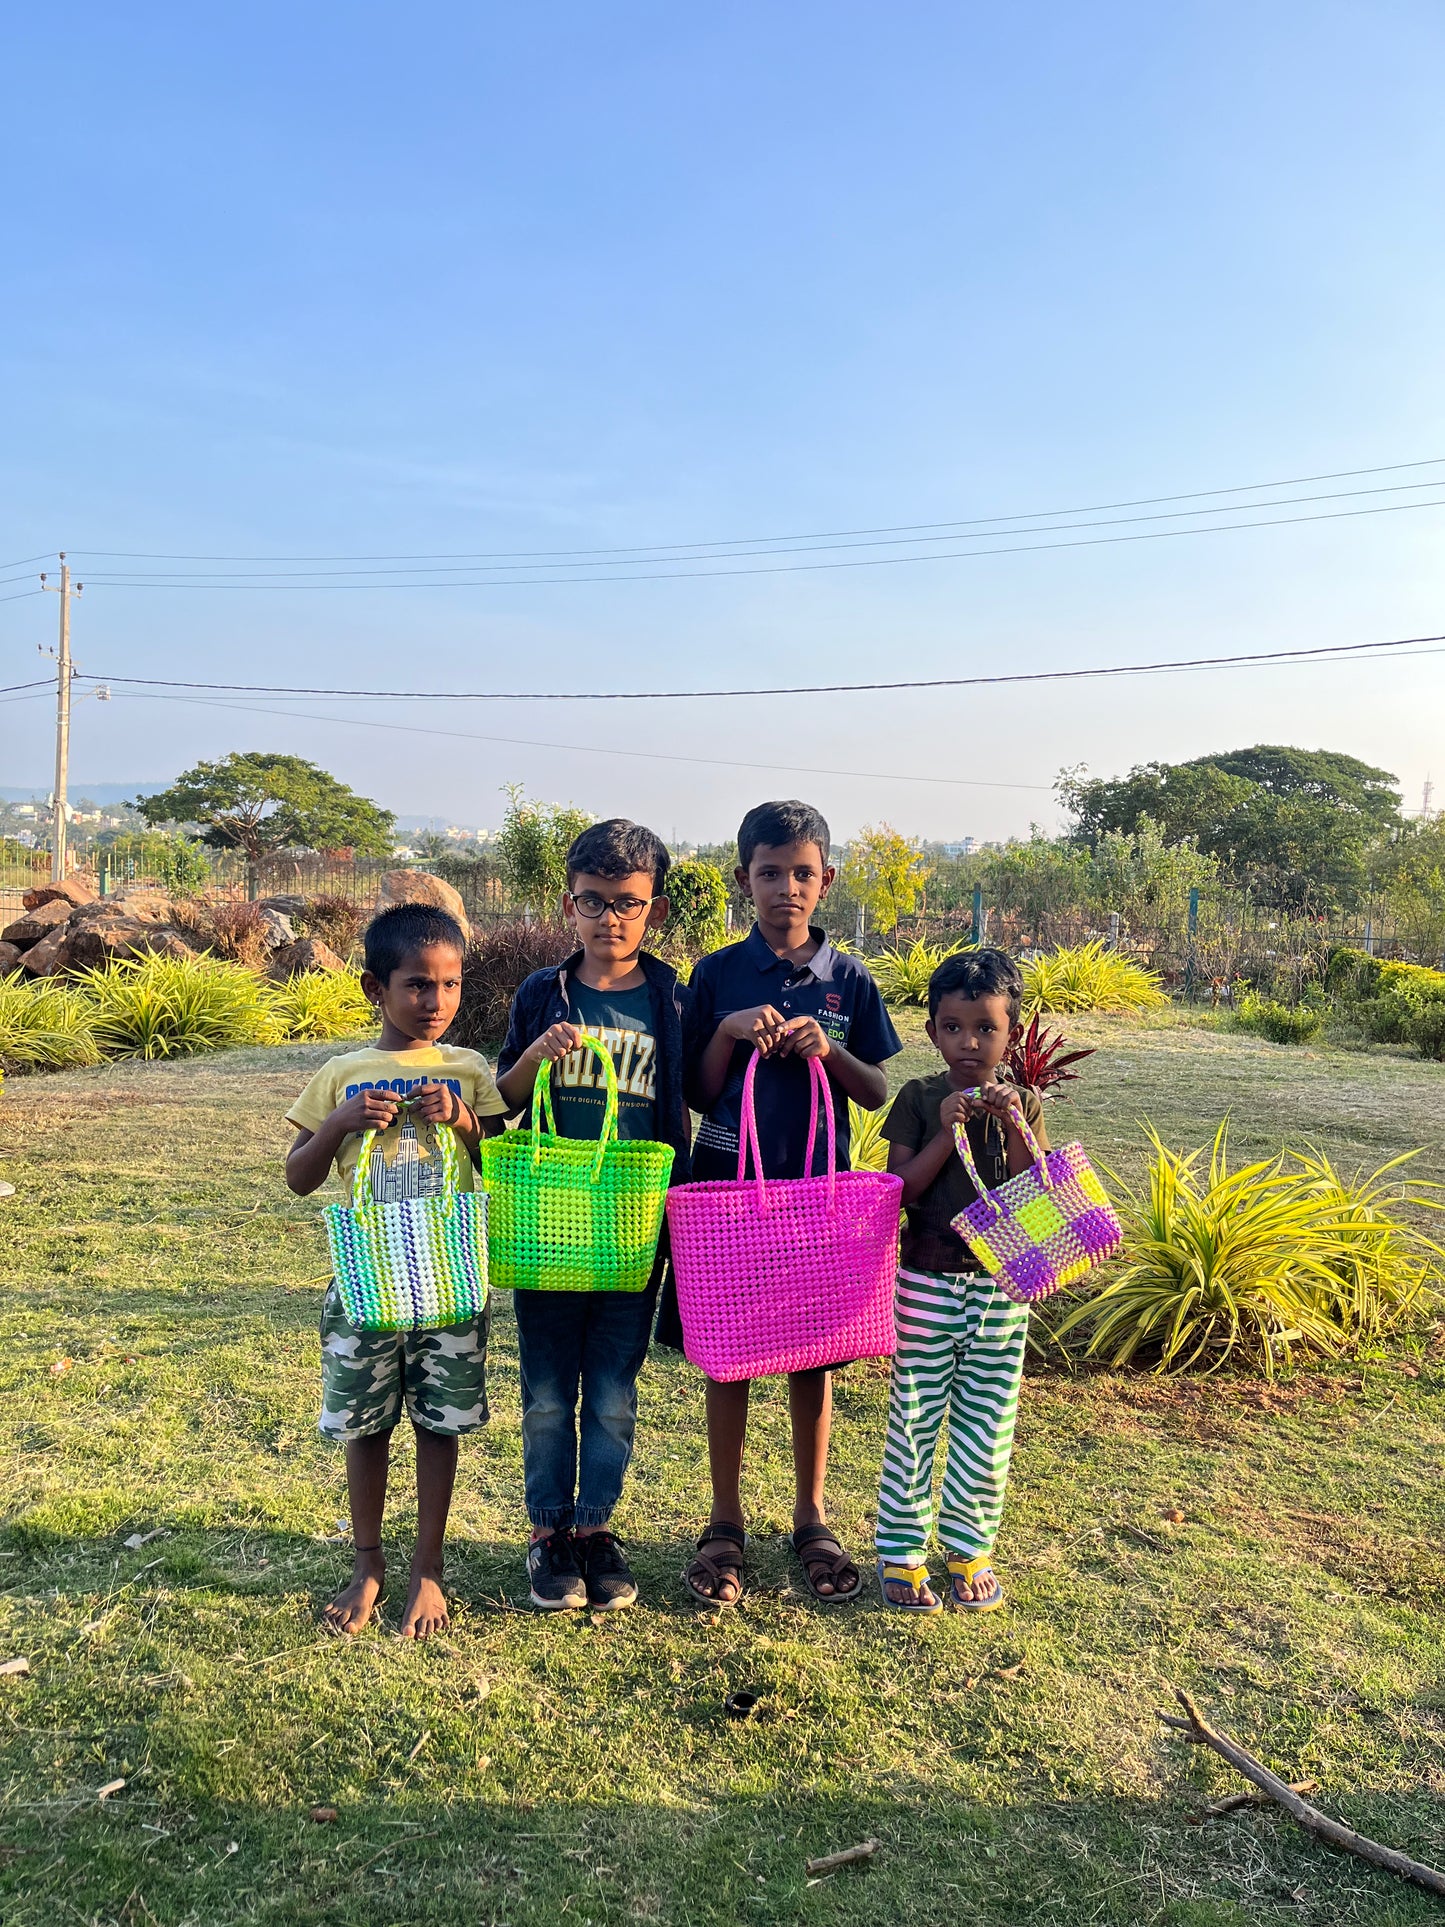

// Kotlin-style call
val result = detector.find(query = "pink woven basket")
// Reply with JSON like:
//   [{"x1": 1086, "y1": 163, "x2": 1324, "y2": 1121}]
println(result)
[{"x1": 666, "y1": 1054, "x2": 903, "y2": 1381}]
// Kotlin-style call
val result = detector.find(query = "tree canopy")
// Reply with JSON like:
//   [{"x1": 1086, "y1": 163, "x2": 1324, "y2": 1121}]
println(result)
[
  {"x1": 135, "y1": 753, "x2": 396, "y2": 863},
  {"x1": 1059, "y1": 746, "x2": 1403, "y2": 911},
  {"x1": 847, "y1": 823, "x2": 932, "y2": 934},
  {"x1": 495, "y1": 785, "x2": 592, "y2": 918}
]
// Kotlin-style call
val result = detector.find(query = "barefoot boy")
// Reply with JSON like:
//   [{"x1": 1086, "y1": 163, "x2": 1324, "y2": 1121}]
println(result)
[
  {"x1": 672, "y1": 800, "x2": 902, "y2": 1605},
  {"x1": 285, "y1": 903, "x2": 505, "y2": 1638},
  {"x1": 496, "y1": 819, "x2": 691, "y2": 1611}
]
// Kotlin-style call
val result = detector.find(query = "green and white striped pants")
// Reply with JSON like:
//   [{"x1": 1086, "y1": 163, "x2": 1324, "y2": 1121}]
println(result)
[{"x1": 875, "y1": 1266, "x2": 1029, "y2": 1563}]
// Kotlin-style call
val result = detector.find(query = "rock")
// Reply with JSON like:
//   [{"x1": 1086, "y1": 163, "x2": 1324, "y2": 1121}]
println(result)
[
  {"x1": 255, "y1": 907, "x2": 295, "y2": 949},
  {"x1": 22, "y1": 878, "x2": 97, "y2": 912},
  {"x1": 372, "y1": 869, "x2": 470, "y2": 938},
  {"x1": 268, "y1": 937, "x2": 345, "y2": 979},
  {"x1": 0, "y1": 940, "x2": 25, "y2": 975},
  {"x1": 1, "y1": 898, "x2": 74, "y2": 947},
  {"x1": 61, "y1": 919, "x2": 197, "y2": 971},
  {"x1": 257, "y1": 894, "x2": 306, "y2": 919},
  {"x1": 106, "y1": 888, "x2": 177, "y2": 925},
  {"x1": 20, "y1": 925, "x2": 71, "y2": 976}
]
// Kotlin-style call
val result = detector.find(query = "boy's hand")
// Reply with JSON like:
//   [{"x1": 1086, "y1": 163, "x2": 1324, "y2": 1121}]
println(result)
[
  {"x1": 527, "y1": 1022, "x2": 583, "y2": 1066},
  {"x1": 721, "y1": 1005, "x2": 793, "y2": 1056},
  {"x1": 328, "y1": 1088, "x2": 403, "y2": 1136},
  {"x1": 965, "y1": 1083, "x2": 1027, "y2": 1130},
  {"x1": 775, "y1": 1015, "x2": 831, "y2": 1061},
  {"x1": 939, "y1": 1089, "x2": 973, "y2": 1134},
  {"x1": 406, "y1": 1081, "x2": 470, "y2": 1128}
]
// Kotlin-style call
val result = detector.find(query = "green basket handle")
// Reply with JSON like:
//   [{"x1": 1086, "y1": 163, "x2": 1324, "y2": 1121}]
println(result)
[
  {"x1": 530, "y1": 1032, "x2": 618, "y2": 1182},
  {"x1": 350, "y1": 1113, "x2": 464, "y2": 1213}
]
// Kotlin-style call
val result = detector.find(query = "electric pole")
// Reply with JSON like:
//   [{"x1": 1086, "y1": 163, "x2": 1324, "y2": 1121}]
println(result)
[{"x1": 40, "y1": 554, "x2": 82, "y2": 882}]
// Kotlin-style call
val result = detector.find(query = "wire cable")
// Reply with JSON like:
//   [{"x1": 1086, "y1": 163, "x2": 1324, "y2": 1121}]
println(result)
[
  {"x1": 0, "y1": 590, "x2": 45, "y2": 606},
  {"x1": 62, "y1": 453, "x2": 1445, "y2": 563},
  {"x1": 74, "y1": 495, "x2": 1445, "y2": 590},
  {"x1": 78, "y1": 630, "x2": 1445, "y2": 705},
  {"x1": 0, "y1": 554, "x2": 55, "y2": 572}
]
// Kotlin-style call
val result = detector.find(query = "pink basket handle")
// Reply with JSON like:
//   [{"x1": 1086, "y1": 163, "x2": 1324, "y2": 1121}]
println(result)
[
  {"x1": 950, "y1": 1085, "x2": 1048, "y2": 1220},
  {"x1": 737, "y1": 1051, "x2": 837, "y2": 1214}
]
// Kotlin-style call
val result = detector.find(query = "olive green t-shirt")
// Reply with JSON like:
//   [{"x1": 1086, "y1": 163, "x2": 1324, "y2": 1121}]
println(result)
[{"x1": 882, "y1": 1072, "x2": 1049, "y2": 1273}]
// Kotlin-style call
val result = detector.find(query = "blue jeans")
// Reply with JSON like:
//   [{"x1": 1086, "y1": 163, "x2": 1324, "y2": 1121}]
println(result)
[{"x1": 512, "y1": 1283, "x2": 658, "y2": 1530}]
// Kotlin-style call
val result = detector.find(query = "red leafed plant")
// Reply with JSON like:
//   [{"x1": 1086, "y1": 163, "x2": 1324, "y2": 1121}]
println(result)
[{"x1": 1005, "y1": 1014, "x2": 1094, "y2": 1098}]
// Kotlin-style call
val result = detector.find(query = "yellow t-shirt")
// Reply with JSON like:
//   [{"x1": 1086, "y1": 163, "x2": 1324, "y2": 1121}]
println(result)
[{"x1": 285, "y1": 1044, "x2": 506, "y2": 1197}]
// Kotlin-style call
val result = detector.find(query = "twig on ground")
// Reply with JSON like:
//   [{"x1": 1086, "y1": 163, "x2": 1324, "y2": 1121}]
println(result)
[
  {"x1": 1201, "y1": 1779, "x2": 1318, "y2": 1816},
  {"x1": 1116, "y1": 1522, "x2": 1173, "y2": 1552},
  {"x1": 805, "y1": 1839, "x2": 880, "y2": 1876},
  {"x1": 1159, "y1": 1689, "x2": 1445, "y2": 1896}
]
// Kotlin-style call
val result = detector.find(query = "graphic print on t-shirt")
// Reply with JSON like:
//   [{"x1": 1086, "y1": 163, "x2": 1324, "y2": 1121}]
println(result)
[{"x1": 549, "y1": 980, "x2": 658, "y2": 1142}]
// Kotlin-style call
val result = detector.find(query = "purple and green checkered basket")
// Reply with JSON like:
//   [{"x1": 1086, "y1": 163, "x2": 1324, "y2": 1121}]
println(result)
[{"x1": 950, "y1": 1095, "x2": 1121, "y2": 1304}]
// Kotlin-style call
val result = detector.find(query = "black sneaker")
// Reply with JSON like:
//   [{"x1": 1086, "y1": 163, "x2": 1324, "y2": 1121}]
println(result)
[
  {"x1": 527, "y1": 1529, "x2": 587, "y2": 1610},
  {"x1": 577, "y1": 1529, "x2": 638, "y2": 1610}
]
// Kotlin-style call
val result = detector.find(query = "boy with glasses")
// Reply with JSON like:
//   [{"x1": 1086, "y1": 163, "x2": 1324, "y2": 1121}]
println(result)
[{"x1": 496, "y1": 819, "x2": 690, "y2": 1609}]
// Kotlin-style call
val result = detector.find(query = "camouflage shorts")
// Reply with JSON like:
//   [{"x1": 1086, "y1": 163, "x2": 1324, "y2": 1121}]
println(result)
[{"x1": 318, "y1": 1282, "x2": 491, "y2": 1442}]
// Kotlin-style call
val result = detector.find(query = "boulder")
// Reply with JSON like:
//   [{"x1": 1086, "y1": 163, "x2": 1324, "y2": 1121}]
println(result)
[
  {"x1": 268, "y1": 936, "x2": 345, "y2": 979},
  {"x1": 372, "y1": 869, "x2": 470, "y2": 938},
  {"x1": 257, "y1": 894, "x2": 307, "y2": 919},
  {"x1": 255, "y1": 907, "x2": 295, "y2": 949},
  {"x1": 1, "y1": 897, "x2": 75, "y2": 948},
  {"x1": 106, "y1": 888, "x2": 177, "y2": 924},
  {"x1": 61, "y1": 919, "x2": 198, "y2": 972},
  {"x1": 20, "y1": 925, "x2": 71, "y2": 976},
  {"x1": 22, "y1": 878, "x2": 97, "y2": 912},
  {"x1": 0, "y1": 940, "x2": 24, "y2": 975}
]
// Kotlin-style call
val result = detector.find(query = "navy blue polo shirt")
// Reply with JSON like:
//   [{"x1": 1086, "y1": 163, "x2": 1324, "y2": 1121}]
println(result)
[{"x1": 684, "y1": 924, "x2": 902, "y2": 1182}]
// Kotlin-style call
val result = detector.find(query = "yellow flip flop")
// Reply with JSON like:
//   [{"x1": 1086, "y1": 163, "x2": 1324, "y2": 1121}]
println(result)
[
  {"x1": 945, "y1": 1553, "x2": 1004, "y2": 1612},
  {"x1": 876, "y1": 1558, "x2": 943, "y2": 1613}
]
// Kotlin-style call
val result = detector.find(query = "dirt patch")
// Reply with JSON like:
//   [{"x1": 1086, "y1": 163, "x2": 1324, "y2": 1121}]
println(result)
[{"x1": 1220, "y1": 1498, "x2": 1445, "y2": 1605}]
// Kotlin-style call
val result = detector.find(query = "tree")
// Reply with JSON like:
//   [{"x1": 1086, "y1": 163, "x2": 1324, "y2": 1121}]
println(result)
[
  {"x1": 1086, "y1": 817, "x2": 1218, "y2": 938},
  {"x1": 1059, "y1": 746, "x2": 1403, "y2": 912},
  {"x1": 495, "y1": 785, "x2": 592, "y2": 917},
  {"x1": 980, "y1": 833, "x2": 1090, "y2": 944},
  {"x1": 1375, "y1": 818, "x2": 1445, "y2": 965},
  {"x1": 666, "y1": 859, "x2": 729, "y2": 952},
  {"x1": 846, "y1": 823, "x2": 932, "y2": 935},
  {"x1": 135, "y1": 753, "x2": 396, "y2": 863}
]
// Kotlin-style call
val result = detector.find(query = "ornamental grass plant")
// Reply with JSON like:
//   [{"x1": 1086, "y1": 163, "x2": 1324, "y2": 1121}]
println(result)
[
  {"x1": 869, "y1": 937, "x2": 972, "y2": 1006},
  {"x1": 0, "y1": 976, "x2": 102, "y2": 1071},
  {"x1": 1054, "y1": 1123, "x2": 1442, "y2": 1377},
  {"x1": 76, "y1": 953, "x2": 277, "y2": 1060},
  {"x1": 264, "y1": 968, "x2": 375, "y2": 1042},
  {"x1": 1022, "y1": 938, "x2": 1169, "y2": 1016}
]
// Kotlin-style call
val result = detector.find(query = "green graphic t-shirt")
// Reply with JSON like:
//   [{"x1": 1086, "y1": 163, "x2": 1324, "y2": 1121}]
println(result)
[{"x1": 548, "y1": 980, "x2": 658, "y2": 1142}]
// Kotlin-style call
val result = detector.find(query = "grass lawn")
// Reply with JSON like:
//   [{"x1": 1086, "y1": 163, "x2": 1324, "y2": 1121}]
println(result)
[{"x1": 1, "y1": 1012, "x2": 1442, "y2": 1926}]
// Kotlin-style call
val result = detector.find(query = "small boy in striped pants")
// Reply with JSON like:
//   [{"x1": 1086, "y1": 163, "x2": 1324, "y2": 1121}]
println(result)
[{"x1": 875, "y1": 949, "x2": 1047, "y2": 1612}]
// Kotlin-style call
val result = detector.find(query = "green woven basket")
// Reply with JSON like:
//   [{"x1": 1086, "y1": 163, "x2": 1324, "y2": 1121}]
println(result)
[{"x1": 480, "y1": 1032, "x2": 674, "y2": 1292}]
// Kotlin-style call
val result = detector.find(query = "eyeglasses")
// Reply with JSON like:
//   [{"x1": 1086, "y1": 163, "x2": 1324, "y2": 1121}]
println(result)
[{"x1": 569, "y1": 891, "x2": 654, "y2": 922}]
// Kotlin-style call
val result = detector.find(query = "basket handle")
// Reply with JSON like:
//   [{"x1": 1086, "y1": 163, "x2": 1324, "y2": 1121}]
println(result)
[
  {"x1": 350, "y1": 1112, "x2": 464, "y2": 1213},
  {"x1": 737, "y1": 1050, "x2": 837, "y2": 1214},
  {"x1": 531, "y1": 1031, "x2": 618, "y2": 1183},
  {"x1": 950, "y1": 1085, "x2": 1047, "y2": 1220}
]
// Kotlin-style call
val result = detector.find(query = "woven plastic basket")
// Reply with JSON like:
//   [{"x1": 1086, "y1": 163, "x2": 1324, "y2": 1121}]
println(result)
[
  {"x1": 325, "y1": 1122, "x2": 488, "y2": 1332},
  {"x1": 480, "y1": 1032, "x2": 674, "y2": 1292},
  {"x1": 666, "y1": 1053, "x2": 902, "y2": 1379},
  {"x1": 950, "y1": 1093, "x2": 1122, "y2": 1304}
]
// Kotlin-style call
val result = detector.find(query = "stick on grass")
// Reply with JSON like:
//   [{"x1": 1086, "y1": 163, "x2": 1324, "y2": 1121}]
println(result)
[{"x1": 805, "y1": 1839, "x2": 880, "y2": 1876}]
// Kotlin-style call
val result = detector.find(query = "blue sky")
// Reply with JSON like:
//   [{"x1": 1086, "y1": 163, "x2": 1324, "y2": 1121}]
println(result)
[{"x1": 2, "y1": 2, "x2": 1442, "y2": 842}]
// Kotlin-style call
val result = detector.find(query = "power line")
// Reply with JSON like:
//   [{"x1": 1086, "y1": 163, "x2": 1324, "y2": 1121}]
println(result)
[
  {"x1": 68, "y1": 479, "x2": 1445, "y2": 580},
  {"x1": 60, "y1": 453, "x2": 1445, "y2": 563},
  {"x1": 113, "y1": 690, "x2": 1057, "y2": 791},
  {"x1": 73, "y1": 494, "x2": 1445, "y2": 590},
  {"x1": 0, "y1": 589, "x2": 45, "y2": 606},
  {"x1": 0, "y1": 679, "x2": 54, "y2": 695},
  {"x1": 0, "y1": 553, "x2": 55, "y2": 572},
  {"x1": 80, "y1": 630, "x2": 1445, "y2": 704}
]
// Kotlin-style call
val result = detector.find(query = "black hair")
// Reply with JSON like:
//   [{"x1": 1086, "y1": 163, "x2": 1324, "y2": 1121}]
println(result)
[
  {"x1": 736, "y1": 799, "x2": 831, "y2": 871},
  {"x1": 927, "y1": 946, "x2": 1024, "y2": 1024},
  {"x1": 565, "y1": 818, "x2": 670, "y2": 895},
  {"x1": 363, "y1": 903, "x2": 467, "y2": 982}
]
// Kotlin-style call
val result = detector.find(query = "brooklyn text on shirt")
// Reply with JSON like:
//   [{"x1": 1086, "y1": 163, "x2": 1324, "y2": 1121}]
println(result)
[
  {"x1": 556, "y1": 1029, "x2": 656, "y2": 1099},
  {"x1": 344, "y1": 1075, "x2": 465, "y2": 1100}
]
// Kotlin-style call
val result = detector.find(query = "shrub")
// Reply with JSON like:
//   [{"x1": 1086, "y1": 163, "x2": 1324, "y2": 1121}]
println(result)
[
  {"x1": 295, "y1": 894, "x2": 365, "y2": 957},
  {"x1": 666, "y1": 860, "x2": 729, "y2": 955},
  {"x1": 0, "y1": 977, "x2": 102, "y2": 1071},
  {"x1": 451, "y1": 920, "x2": 575, "y2": 1049},
  {"x1": 1406, "y1": 999, "x2": 1445, "y2": 1061},
  {"x1": 1324, "y1": 945, "x2": 1381, "y2": 1000},
  {"x1": 1235, "y1": 992, "x2": 1323, "y2": 1045},
  {"x1": 1004, "y1": 1014, "x2": 1094, "y2": 1097},
  {"x1": 169, "y1": 898, "x2": 273, "y2": 969},
  {"x1": 871, "y1": 938, "x2": 972, "y2": 1006},
  {"x1": 77, "y1": 953, "x2": 276, "y2": 1060},
  {"x1": 1022, "y1": 939, "x2": 1168, "y2": 1015},
  {"x1": 1368, "y1": 961, "x2": 1445, "y2": 1046},
  {"x1": 265, "y1": 969, "x2": 375, "y2": 1042},
  {"x1": 1054, "y1": 1124, "x2": 1441, "y2": 1377}
]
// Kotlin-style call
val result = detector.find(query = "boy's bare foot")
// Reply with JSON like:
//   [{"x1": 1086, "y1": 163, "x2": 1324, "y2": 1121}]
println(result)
[
  {"x1": 323, "y1": 1546, "x2": 385, "y2": 1635},
  {"x1": 399, "y1": 1563, "x2": 449, "y2": 1639}
]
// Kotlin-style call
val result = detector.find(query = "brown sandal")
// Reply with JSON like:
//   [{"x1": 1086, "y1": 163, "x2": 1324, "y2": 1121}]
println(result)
[
  {"x1": 683, "y1": 1521, "x2": 746, "y2": 1606},
  {"x1": 791, "y1": 1524, "x2": 864, "y2": 1602}
]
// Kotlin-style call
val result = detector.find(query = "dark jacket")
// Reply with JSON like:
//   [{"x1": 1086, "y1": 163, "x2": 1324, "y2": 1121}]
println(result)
[{"x1": 496, "y1": 949, "x2": 692, "y2": 1183}]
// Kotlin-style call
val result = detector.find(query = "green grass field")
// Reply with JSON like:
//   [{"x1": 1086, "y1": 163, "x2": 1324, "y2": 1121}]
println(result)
[{"x1": 1, "y1": 1011, "x2": 1442, "y2": 1926}]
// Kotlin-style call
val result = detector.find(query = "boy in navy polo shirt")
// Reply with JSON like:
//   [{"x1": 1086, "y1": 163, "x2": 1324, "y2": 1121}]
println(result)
[{"x1": 675, "y1": 799, "x2": 901, "y2": 1606}]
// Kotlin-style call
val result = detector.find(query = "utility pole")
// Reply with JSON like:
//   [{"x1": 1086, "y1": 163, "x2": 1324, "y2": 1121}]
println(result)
[{"x1": 40, "y1": 554, "x2": 82, "y2": 881}]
